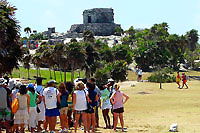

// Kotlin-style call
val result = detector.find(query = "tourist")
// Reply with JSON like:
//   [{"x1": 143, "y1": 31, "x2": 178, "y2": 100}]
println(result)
[
  {"x1": 110, "y1": 83, "x2": 129, "y2": 132},
  {"x1": 58, "y1": 82, "x2": 69, "y2": 132},
  {"x1": 65, "y1": 82, "x2": 74, "y2": 128},
  {"x1": 0, "y1": 78, "x2": 12, "y2": 132},
  {"x1": 86, "y1": 82, "x2": 99, "y2": 133},
  {"x1": 88, "y1": 78, "x2": 101, "y2": 128},
  {"x1": 35, "y1": 78, "x2": 45, "y2": 131},
  {"x1": 137, "y1": 66, "x2": 142, "y2": 82},
  {"x1": 13, "y1": 85, "x2": 30, "y2": 133},
  {"x1": 181, "y1": 73, "x2": 188, "y2": 89},
  {"x1": 176, "y1": 72, "x2": 181, "y2": 89},
  {"x1": 43, "y1": 80, "x2": 60, "y2": 133},
  {"x1": 11, "y1": 81, "x2": 22, "y2": 101},
  {"x1": 100, "y1": 84, "x2": 112, "y2": 129},
  {"x1": 73, "y1": 81, "x2": 88, "y2": 133},
  {"x1": 27, "y1": 83, "x2": 42, "y2": 132}
]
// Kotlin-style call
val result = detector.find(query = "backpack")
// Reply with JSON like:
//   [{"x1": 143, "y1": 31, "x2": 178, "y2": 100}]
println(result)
[{"x1": 11, "y1": 98, "x2": 19, "y2": 114}]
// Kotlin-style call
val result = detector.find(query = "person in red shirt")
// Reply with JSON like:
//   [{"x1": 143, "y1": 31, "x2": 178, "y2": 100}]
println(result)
[{"x1": 181, "y1": 73, "x2": 188, "y2": 89}]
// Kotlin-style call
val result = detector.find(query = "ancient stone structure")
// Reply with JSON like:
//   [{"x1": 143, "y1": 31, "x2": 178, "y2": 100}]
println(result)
[{"x1": 67, "y1": 8, "x2": 121, "y2": 36}]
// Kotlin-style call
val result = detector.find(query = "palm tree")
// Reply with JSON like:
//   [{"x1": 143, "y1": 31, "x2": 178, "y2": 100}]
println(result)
[
  {"x1": 185, "y1": 29, "x2": 199, "y2": 51},
  {"x1": 66, "y1": 42, "x2": 86, "y2": 82},
  {"x1": 23, "y1": 53, "x2": 32, "y2": 80},
  {"x1": 32, "y1": 53, "x2": 42, "y2": 77},
  {"x1": 24, "y1": 27, "x2": 31, "y2": 37}
]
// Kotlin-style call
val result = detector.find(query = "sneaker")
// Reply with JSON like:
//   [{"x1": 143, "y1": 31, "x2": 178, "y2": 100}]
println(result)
[
  {"x1": 50, "y1": 131, "x2": 55, "y2": 133},
  {"x1": 63, "y1": 128, "x2": 68, "y2": 132},
  {"x1": 59, "y1": 129, "x2": 63, "y2": 133}
]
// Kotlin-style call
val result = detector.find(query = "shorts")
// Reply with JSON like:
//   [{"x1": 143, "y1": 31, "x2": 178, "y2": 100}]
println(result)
[
  {"x1": 183, "y1": 80, "x2": 187, "y2": 84},
  {"x1": 36, "y1": 103, "x2": 45, "y2": 121},
  {"x1": 29, "y1": 107, "x2": 37, "y2": 128},
  {"x1": 59, "y1": 107, "x2": 68, "y2": 115},
  {"x1": 14, "y1": 109, "x2": 29, "y2": 125},
  {"x1": 45, "y1": 108, "x2": 60, "y2": 117},
  {"x1": 86, "y1": 107, "x2": 95, "y2": 114},
  {"x1": 138, "y1": 75, "x2": 142, "y2": 78},
  {"x1": 75, "y1": 110, "x2": 87, "y2": 114},
  {"x1": 0, "y1": 108, "x2": 12, "y2": 121},
  {"x1": 113, "y1": 107, "x2": 124, "y2": 113}
]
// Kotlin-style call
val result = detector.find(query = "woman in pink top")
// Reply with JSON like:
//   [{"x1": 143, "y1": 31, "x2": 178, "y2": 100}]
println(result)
[{"x1": 110, "y1": 83, "x2": 129, "y2": 132}]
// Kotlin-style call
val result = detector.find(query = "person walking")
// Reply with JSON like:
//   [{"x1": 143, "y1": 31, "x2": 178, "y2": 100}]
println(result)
[
  {"x1": 73, "y1": 81, "x2": 88, "y2": 133},
  {"x1": 13, "y1": 85, "x2": 30, "y2": 133},
  {"x1": 27, "y1": 83, "x2": 42, "y2": 132},
  {"x1": 181, "y1": 73, "x2": 188, "y2": 89},
  {"x1": 176, "y1": 72, "x2": 181, "y2": 89},
  {"x1": 58, "y1": 82, "x2": 69, "y2": 132},
  {"x1": 100, "y1": 84, "x2": 112, "y2": 129},
  {"x1": 110, "y1": 83, "x2": 129, "y2": 132},
  {"x1": 43, "y1": 80, "x2": 60, "y2": 133}
]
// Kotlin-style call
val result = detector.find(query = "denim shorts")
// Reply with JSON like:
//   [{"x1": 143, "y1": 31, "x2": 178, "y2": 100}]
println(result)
[{"x1": 45, "y1": 108, "x2": 60, "y2": 117}]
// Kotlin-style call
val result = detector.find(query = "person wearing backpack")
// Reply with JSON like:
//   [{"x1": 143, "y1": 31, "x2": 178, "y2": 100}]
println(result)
[
  {"x1": 86, "y1": 82, "x2": 99, "y2": 133},
  {"x1": 13, "y1": 85, "x2": 30, "y2": 133}
]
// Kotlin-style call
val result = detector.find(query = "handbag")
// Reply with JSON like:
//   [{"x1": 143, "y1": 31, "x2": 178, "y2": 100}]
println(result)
[
  {"x1": 84, "y1": 90, "x2": 93, "y2": 113},
  {"x1": 56, "y1": 89, "x2": 61, "y2": 109},
  {"x1": 11, "y1": 98, "x2": 19, "y2": 114},
  {"x1": 36, "y1": 106, "x2": 41, "y2": 113}
]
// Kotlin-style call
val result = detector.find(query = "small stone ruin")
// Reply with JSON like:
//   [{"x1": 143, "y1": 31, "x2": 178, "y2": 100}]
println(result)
[{"x1": 67, "y1": 8, "x2": 121, "y2": 37}]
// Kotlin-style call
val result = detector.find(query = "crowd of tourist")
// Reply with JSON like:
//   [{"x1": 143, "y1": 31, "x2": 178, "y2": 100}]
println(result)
[{"x1": 0, "y1": 77, "x2": 129, "y2": 133}]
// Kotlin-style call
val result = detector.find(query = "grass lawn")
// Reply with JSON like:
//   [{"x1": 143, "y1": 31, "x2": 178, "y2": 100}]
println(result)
[{"x1": 11, "y1": 67, "x2": 85, "y2": 85}]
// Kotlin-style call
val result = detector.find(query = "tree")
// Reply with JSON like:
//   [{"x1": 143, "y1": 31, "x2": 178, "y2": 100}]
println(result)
[
  {"x1": 32, "y1": 53, "x2": 42, "y2": 77},
  {"x1": 83, "y1": 30, "x2": 95, "y2": 43},
  {"x1": 22, "y1": 53, "x2": 32, "y2": 79},
  {"x1": 66, "y1": 42, "x2": 86, "y2": 82},
  {"x1": 24, "y1": 27, "x2": 31, "y2": 37},
  {"x1": 185, "y1": 29, "x2": 199, "y2": 51},
  {"x1": 0, "y1": 1, "x2": 23, "y2": 76}
]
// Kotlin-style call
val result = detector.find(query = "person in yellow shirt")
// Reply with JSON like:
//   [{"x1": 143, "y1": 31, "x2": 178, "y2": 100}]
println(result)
[{"x1": 176, "y1": 72, "x2": 181, "y2": 89}]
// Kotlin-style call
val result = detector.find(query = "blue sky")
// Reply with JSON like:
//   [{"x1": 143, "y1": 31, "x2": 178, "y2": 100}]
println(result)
[{"x1": 8, "y1": 0, "x2": 200, "y2": 37}]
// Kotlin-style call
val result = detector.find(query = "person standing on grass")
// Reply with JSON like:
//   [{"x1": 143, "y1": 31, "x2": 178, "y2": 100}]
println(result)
[
  {"x1": 176, "y1": 72, "x2": 181, "y2": 89},
  {"x1": 110, "y1": 83, "x2": 129, "y2": 132},
  {"x1": 27, "y1": 83, "x2": 42, "y2": 132},
  {"x1": 100, "y1": 84, "x2": 112, "y2": 129},
  {"x1": 43, "y1": 80, "x2": 60, "y2": 133},
  {"x1": 181, "y1": 73, "x2": 188, "y2": 89},
  {"x1": 58, "y1": 82, "x2": 69, "y2": 133},
  {"x1": 35, "y1": 78, "x2": 45, "y2": 132},
  {"x1": 73, "y1": 81, "x2": 88, "y2": 133},
  {"x1": 13, "y1": 85, "x2": 30, "y2": 133},
  {"x1": 86, "y1": 82, "x2": 99, "y2": 133}
]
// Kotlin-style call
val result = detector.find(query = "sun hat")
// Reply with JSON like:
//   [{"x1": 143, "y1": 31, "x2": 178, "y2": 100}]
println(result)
[
  {"x1": 47, "y1": 80, "x2": 56, "y2": 85},
  {"x1": 16, "y1": 81, "x2": 22, "y2": 89},
  {"x1": 27, "y1": 83, "x2": 35, "y2": 89},
  {"x1": 8, "y1": 79, "x2": 16, "y2": 90},
  {"x1": 0, "y1": 78, "x2": 7, "y2": 86},
  {"x1": 108, "y1": 78, "x2": 114, "y2": 82}
]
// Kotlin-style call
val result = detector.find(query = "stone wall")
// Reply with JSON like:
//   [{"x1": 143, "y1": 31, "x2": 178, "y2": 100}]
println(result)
[
  {"x1": 83, "y1": 8, "x2": 114, "y2": 24},
  {"x1": 69, "y1": 23, "x2": 121, "y2": 36}
]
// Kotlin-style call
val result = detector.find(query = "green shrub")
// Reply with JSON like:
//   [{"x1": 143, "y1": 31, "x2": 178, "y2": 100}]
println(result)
[{"x1": 148, "y1": 67, "x2": 176, "y2": 83}]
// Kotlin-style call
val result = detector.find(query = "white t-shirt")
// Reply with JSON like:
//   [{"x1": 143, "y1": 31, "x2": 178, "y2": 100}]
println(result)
[
  {"x1": 138, "y1": 69, "x2": 142, "y2": 76},
  {"x1": 43, "y1": 87, "x2": 59, "y2": 109},
  {"x1": 74, "y1": 90, "x2": 87, "y2": 111}
]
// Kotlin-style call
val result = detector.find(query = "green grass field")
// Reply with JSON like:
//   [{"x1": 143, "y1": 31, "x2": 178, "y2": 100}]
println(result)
[{"x1": 11, "y1": 67, "x2": 85, "y2": 85}]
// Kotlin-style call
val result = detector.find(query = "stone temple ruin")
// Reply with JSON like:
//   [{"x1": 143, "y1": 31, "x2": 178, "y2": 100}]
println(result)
[{"x1": 67, "y1": 8, "x2": 121, "y2": 37}]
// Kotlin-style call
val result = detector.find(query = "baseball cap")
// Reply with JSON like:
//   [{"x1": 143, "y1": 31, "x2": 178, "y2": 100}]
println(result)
[
  {"x1": 0, "y1": 78, "x2": 7, "y2": 86},
  {"x1": 47, "y1": 80, "x2": 56, "y2": 85},
  {"x1": 27, "y1": 83, "x2": 35, "y2": 89}
]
